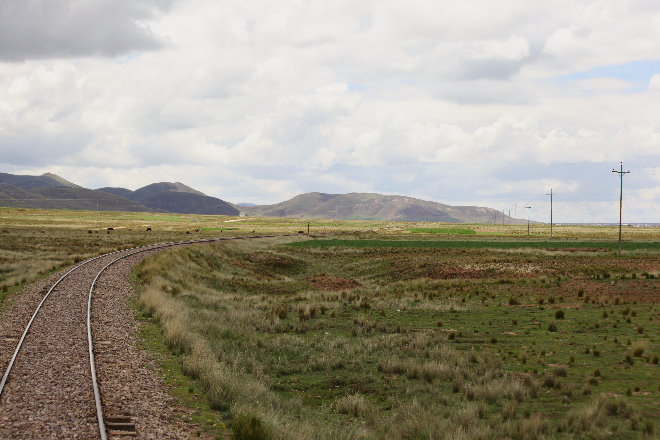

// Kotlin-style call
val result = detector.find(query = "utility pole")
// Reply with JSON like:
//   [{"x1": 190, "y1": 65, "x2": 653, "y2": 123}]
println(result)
[
  {"x1": 524, "y1": 206, "x2": 531, "y2": 236},
  {"x1": 612, "y1": 162, "x2": 630, "y2": 256},
  {"x1": 307, "y1": 222, "x2": 310, "y2": 235},
  {"x1": 545, "y1": 189, "x2": 554, "y2": 237}
]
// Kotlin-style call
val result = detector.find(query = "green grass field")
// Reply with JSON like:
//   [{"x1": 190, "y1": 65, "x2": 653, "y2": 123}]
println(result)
[
  {"x1": 136, "y1": 235, "x2": 659, "y2": 439},
  {"x1": 1, "y1": 207, "x2": 659, "y2": 439},
  {"x1": 290, "y1": 238, "x2": 660, "y2": 251}
]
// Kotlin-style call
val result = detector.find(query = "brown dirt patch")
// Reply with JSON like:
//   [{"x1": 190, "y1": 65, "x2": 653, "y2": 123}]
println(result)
[
  {"x1": 309, "y1": 275, "x2": 361, "y2": 291},
  {"x1": 546, "y1": 248, "x2": 607, "y2": 253}
]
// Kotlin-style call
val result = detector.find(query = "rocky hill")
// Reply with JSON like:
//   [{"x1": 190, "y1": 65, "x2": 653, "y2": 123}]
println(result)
[
  {"x1": 0, "y1": 173, "x2": 238, "y2": 215},
  {"x1": 245, "y1": 192, "x2": 525, "y2": 224},
  {"x1": 97, "y1": 182, "x2": 238, "y2": 215}
]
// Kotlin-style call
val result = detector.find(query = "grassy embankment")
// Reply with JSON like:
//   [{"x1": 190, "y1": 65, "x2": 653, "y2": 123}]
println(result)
[{"x1": 135, "y1": 233, "x2": 659, "y2": 439}]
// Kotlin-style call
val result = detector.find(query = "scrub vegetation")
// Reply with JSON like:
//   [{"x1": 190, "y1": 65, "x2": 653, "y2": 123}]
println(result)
[
  {"x1": 0, "y1": 207, "x2": 363, "y2": 306},
  {"x1": 1, "y1": 208, "x2": 658, "y2": 438},
  {"x1": 136, "y1": 234, "x2": 659, "y2": 439}
]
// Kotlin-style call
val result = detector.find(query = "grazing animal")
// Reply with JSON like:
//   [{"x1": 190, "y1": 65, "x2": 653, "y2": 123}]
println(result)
[{"x1": 146, "y1": 227, "x2": 152, "y2": 231}]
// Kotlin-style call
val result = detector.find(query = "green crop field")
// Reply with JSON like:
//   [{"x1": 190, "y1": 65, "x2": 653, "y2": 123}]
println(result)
[
  {"x1": 290, "y1": 238, "x2": 660, "y2": 251},
  {"x1": 1, "y1": 208, "x2": 658, "y2": 439}
]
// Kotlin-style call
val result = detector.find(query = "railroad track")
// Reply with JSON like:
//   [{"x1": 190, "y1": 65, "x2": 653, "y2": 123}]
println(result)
[{"x1": 0, "y1": 234, "x2": 284, "y2": 439}]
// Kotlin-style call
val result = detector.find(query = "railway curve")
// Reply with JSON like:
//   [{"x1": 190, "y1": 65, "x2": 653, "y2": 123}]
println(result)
[{"x1": 0, "y1": 235, "x2": 286, "y2": 439}]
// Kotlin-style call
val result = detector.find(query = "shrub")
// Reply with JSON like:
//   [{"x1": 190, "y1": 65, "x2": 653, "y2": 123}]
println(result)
[
  {"x1": 553, "y1": 367, "x2": 567, "y2": 377},
  {"x1": 543, "y1": 375, "x2": 557, "y2": 389},
  {"x1": 548, "y1": 322, "x2": 558, "y2": 332},
  {"x1": 631, "y1": 341, "x2": 647, "y2": 357},
  {"x1": 517, "y1": 414, "x2": 546, "y2": 439},
  {"x1": 231, "y1": 411, "x2": 269, "y2": 440},
  {"x1": 270, "y1": 304, "x2": 287, "y2": 319},
  {"x1": 644, "y1": 420, "x2": 655, "y2": 436},
  {"x1": 555, "y1": 310, "x2": 565, "y2": 319},
  {"x1": 335, "y1": 393, "x2": 372, "y2": 418}
]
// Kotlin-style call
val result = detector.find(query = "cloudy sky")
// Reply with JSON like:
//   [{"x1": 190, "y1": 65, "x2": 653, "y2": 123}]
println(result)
[{"x1": 1, "y1": 0, "x2": 659, "y2": 222}]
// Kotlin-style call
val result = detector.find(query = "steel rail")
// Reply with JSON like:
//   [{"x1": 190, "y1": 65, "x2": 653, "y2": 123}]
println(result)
[
  {"x1": 0, "y1": 232, "x2": 309, "y2": 439},
  {"x1": 0, "y1": 248, "x2": 126, "y2": 398},
  {"x1": 87, "y1": 238, "x2": 218, "y2": 439}
]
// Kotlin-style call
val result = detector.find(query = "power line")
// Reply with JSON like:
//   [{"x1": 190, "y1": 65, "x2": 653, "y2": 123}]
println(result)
[{"x1": 612, "y1": 162, "x2": 631, "y2": 256}]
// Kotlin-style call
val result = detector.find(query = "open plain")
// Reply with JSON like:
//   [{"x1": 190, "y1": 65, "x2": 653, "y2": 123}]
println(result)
[{"x1": 0, "y1": 208, "x2": 658, "y2": 439}]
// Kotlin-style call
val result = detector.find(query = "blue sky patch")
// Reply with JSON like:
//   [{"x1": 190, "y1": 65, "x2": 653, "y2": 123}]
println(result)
[
  {"x1": 552, "y1": 59, "x2": 660, "y2": 85},
  {"x1": 348, "y1": 83, "x2": 366, "y2": 92}
]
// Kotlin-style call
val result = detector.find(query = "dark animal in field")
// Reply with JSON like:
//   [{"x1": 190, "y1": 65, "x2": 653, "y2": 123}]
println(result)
[
  {"x1": 107, "y1": 227, "x2": 114, "y2": 231},
  {"x1": 88, "y1": 230, "x2": 92, "y2": 234},
  {"x1": 146, "y1": 227, "x2": 152, "y2": 231},
  {"x1": 298, "y1": 231, "x2": 305, "y2": 234}
]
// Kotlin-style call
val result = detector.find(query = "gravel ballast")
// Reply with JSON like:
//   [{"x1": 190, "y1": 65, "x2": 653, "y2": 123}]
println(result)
[{"x1": 0, "y1": 245, "x2": 215, "y2": 439}]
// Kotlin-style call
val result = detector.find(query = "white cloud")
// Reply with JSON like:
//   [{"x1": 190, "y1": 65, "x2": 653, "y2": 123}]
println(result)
[
  {"x1": 0, "y1": 0, "x2": 659, "y2": 221},
  {"x1": 0, "y1": 0, "x2": 173, "y2": 61}
]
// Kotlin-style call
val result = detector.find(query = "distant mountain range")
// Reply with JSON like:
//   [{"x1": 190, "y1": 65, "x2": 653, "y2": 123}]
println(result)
[
  {"x1": 0, "y1": 172, "x2": 525, "y2": 223},
  {"x1": 244, "y1": 192, "x2": 525, "y2": 224},
  {"x1": 0, "y1": 172, "x2": 238, "y2": 215},
  {"x1": 97, "y1": 182, "x2": 238, "y2": 215}
]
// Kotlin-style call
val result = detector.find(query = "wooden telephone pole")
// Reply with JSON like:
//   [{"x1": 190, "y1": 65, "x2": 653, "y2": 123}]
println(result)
[
  {"x1": 524, "y1": 206, "x2": 531, "y2": 236},
  {"x1": 545, "y1": 189, "x2": 555, "y2": 237},
  {"x1": 612, "y1": 162, "x2": 630, "y2": 256}
]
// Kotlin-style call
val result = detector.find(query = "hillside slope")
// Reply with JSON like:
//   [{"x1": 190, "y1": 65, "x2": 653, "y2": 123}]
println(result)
[
  {"x1": 0, "y1": 182, "x2": 153, "y2": 211},
  {"x1": 98, "y1": 182, "x2": 239, "y2": 216},
  {"x1": 0, "y1": 172, "x2": 81, "y2": 189},
  {"x1": 246, "y1": 192, "x2": 525, "y2": 224}
]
